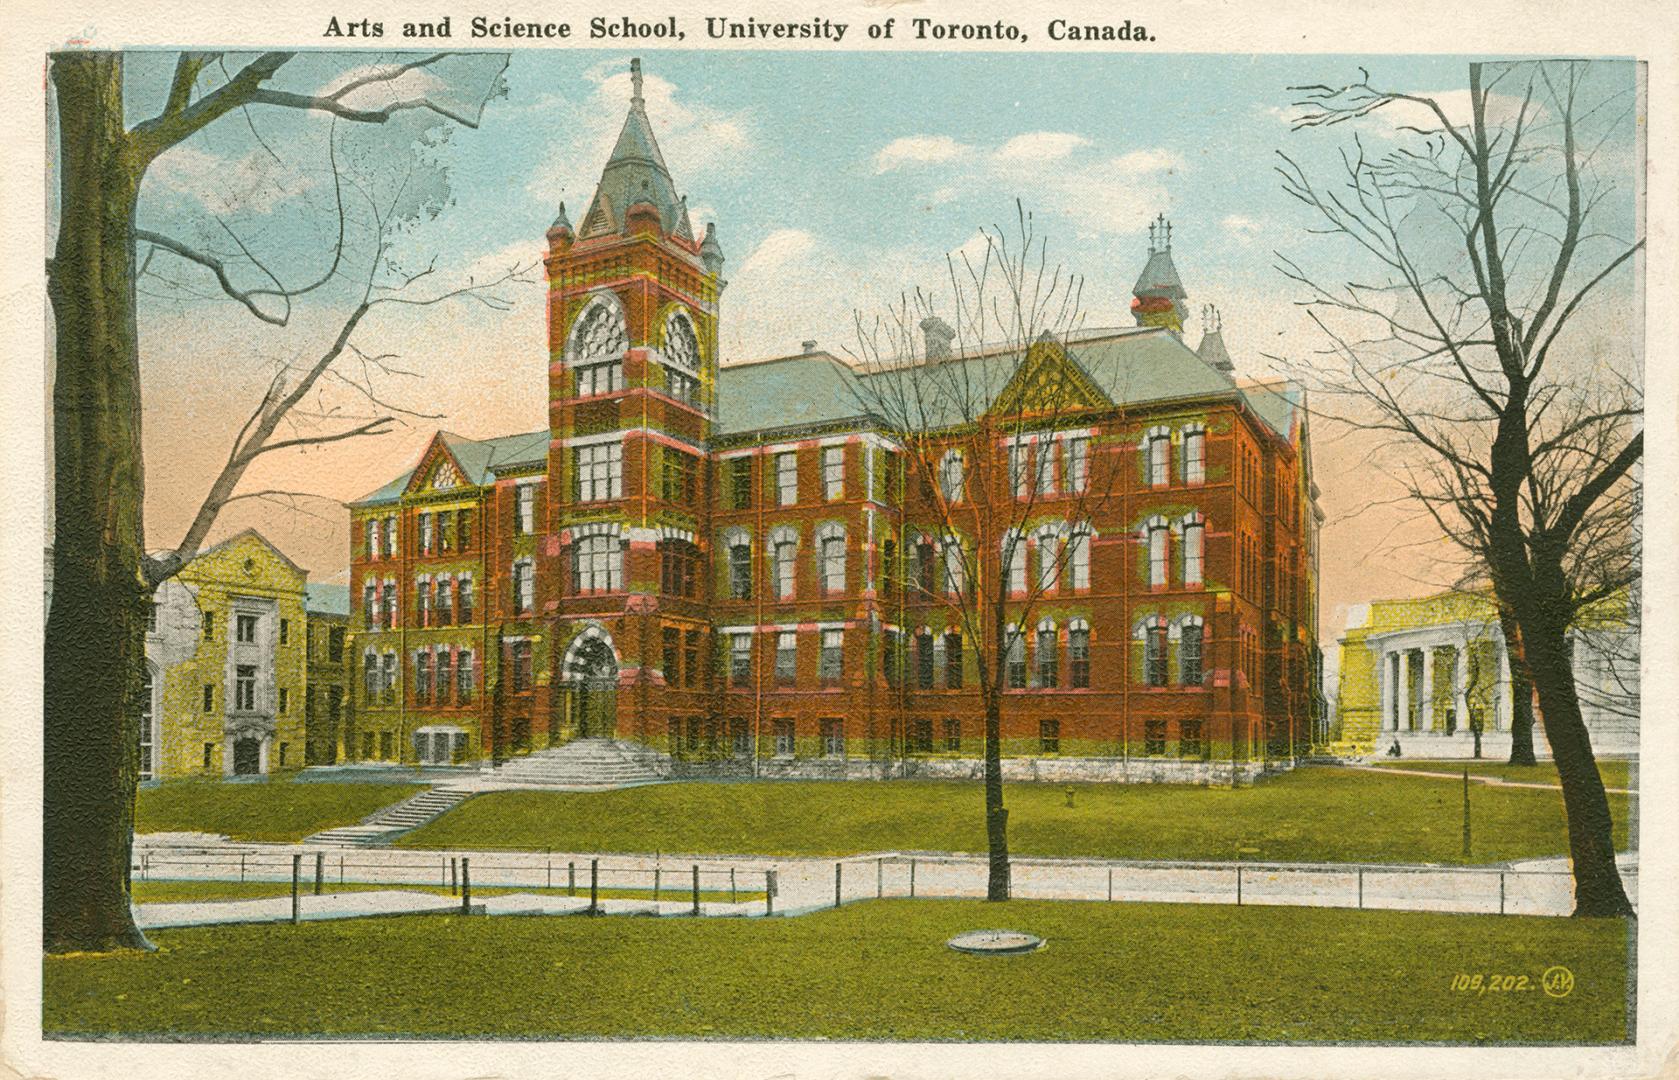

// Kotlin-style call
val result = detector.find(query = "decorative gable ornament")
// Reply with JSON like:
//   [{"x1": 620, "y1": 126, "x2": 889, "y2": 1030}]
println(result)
[{"x1": 990, "y1": 336, "x2": 1111, "y2": 418}]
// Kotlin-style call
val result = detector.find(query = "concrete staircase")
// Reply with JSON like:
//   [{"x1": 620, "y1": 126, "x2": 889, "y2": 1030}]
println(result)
[
  {"x1": 306, "y1": 784, "x2": 477, "y2": 846},
  {"x1": 487, "y1": 737, "x2": 672, "y2": 789}
]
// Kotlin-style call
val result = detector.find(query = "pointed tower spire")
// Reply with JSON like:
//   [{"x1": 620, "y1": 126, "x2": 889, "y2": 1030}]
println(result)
[
  {"x1": 576, "y1": 57, "x2": 682, "y2": 239},
  {"x1": 1131, "y1": 213, "x2": 1189, "y2": 335},
  {"x1": 1197, "y1": 303, "x2": 1235, "y2": 374},
  {"x1": 630, "y1": 57, "x2": 644, "y2": 106}
]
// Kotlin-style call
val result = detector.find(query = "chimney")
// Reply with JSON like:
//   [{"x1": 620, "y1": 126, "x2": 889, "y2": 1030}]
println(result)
[
  {"x1": 920, "y1": 316, "x2": 955, "y2": 361},
  {"x1": 802, "y1": 340, "x2": 818, "y2": 355}
]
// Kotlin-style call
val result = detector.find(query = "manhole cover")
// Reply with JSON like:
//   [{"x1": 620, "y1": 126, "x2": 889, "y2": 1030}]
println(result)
[{"x1": 946, "y1": 929, "x2": 1044, "y2": 955}]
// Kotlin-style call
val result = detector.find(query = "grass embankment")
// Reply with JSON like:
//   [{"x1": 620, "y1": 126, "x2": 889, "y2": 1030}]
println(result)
[
  {"x1": 1368, "y1": 759, "x2": 1635, "y2": 791},
  {"x1": 397, "y1": 767, "x2": 1628, "y2": 865},
  {"x1": 136, "y1": 779, "x2": 422, "y2": 843},
  {"x1": 43, "y1": 900, "x2": 1630, "y2": 1042}
]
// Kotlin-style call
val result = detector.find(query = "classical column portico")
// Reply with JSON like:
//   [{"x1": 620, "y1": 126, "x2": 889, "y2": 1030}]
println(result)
[
  {"x1": 1397, "y1": 650, "x2": 1412, "y2": 731},
  {"x1": 1420, "y1": 648, "x2": 1435, "y2": 731},
  {"x1": 1454, "y1": 646, "x2": 1470, "y2": 734}
]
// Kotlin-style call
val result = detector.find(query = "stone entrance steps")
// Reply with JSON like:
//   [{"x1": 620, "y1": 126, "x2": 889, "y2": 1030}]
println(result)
[
  {"x1": 306, "y1": 784, "x2": 476, "y2": 846},
  {"x1": 488, "y1": 737, "x2": 672, "y2": 789}
]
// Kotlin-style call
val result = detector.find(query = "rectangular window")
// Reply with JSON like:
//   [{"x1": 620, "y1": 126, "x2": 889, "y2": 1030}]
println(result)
[
  {"x1": 821, "y1": 718, "x2": 845, "y2": 759},
  {"x1": 574, "y1": 536, "x2": 622, "y2": 594},
  {"x1": 510, "y1": 639, "x2": 533, "y2": 694},
  {"x1": 365, "y1": 519, "x2": 379, "y2": 561},
  {"x1": 660, "y1": 542, "x2": 699, "y2": 599},
  {"x1": 668, "y1": 718, "x2": 684, "y2": 758},
  {"x1": 731, "y1": 718, "x2": 750, "y2": 759},
  {"x1": 576, "y1": 359, "x2": 622, "y2": 397},
  {"x1": 910, "y1": 718, "x2": 934, "y2": 754},
  {"x1": 1007, "y1": 633, "x2": 1027, "y2": 689},
  {"x1": 363, "y1": 653, "x2": 379, "y2": 701},
  {"x1": 661, "y1": 448, "x2": 698, "y2": 505},
  {"x1": 1006, "y1": 537, "x2": 1027, "y2": 595},
  {"x1": 328, "y1": 626, "x2": 345, "y2": 663},
  {"x1": 234, "y1": 664, "x2": 256, "y2": 711},
  {"x1": 728, "y1": 543, "x2": 753, "y2": 599},
  {"x1": 361, "y1": 731, "x2": 374, "y2": 760},
  {"x1": 516, "y1": 483, "x2": 538, "y2": 531},
  {"x1": 381, "y1": 653, "x2": 397, "y2": 705},
  {"x1": 278, "y1": 618, "x2": 289, "y2": 645},
  {"x1": 457, "y1": 509, "x2": 473, "y2": 550},
  {"x1": 436, "y1": 577, "x2": 453, "y2": 626},
  {"x1": 278, "y1": 687, "x2": 289, "y2": 714},
  {"x1": 437, "y1": 511, "x2": 454, "y2": 552},
  {"x1": 1181, "y1": 623, "x2": 1204, "y2": 686},
  {"x1": 663, "y1": 627, "x2": 680, "y2": 687},
  {"x1": 383, "y1": 516, "x2": 397, "y2": 558},
  {"x1": 916, "y1": 632, "x2": 935, "y2": 690},
  {"x1": 730, "y1": 633, "x2": 752, "y2": 688},
  {"x1": 1037, "y1": 628, "x2": 1059, "y2": 688},
  {"x1": 823, "y1": 446, "x2": 845, "y2": 501},
  {"x1": 459, "y1": 577, "x2": 475, "y2": 622},
  {"x1": 1184, "y1": 524, "x2": 1204, "y2": 587},
  {"x1": 943, "y1": 632, "x2": 963, "y2": 689},
  {"x1": 235, "y1": 613, "x2": 256, "y2": 643},
  {"x1": 1040, "y1": 719, "x2": 1061, "y2": 754},
  {"x1": 1149, "y1": 528, "x2": 1169, "y2": 588},
  {"x1": 513, "y1": 562, "x2": 534, "y2": 614},
  {"x1": 419, "y1": 512, "x2": 434, "y2": 554},
  {"x1": 1150, "y1": 435, "x2": 1170, "y2": 487},
  {"x1": 1036, "y1": 533, "x2": 1060, "y2": 594},
  {"x1": 684, "y1": 630, "x2": 701, "y2": 689},
  {"x1": 436, "y1": 649, "x2": 454, "y2": 705},
  {"x1": 776, "y1": 452, "x2": 798, "y2": 506},
  {"x1": 1180, "y1": 719, "x2": 1204, "y2": 758},
  {"x1": 883, "y1": 629, "x2": 901, "y2": 689},
  {"x1": 417, "y1": 579, "x2": 433, "y2": 625},
  {"x1": 1070, "y1": 530, "x2": 1090, "y2": 591},
  {"x1": 1070, "y1": 627, "x2": 1091, "y2": 689},
  {"x1": 363, "y1": 583, "x2": 378, "y2": 629},
  {"x1": 415, "y1": 651, "x2": 432, "y2": 705},
  {"x1": 1009, "y1": 443, "x2": 1029, "y2": 498},
  {"x1": 1184, "y1": 429, "x2": 1205, "y2": 485},
  {"x1": 202, "y1": 684, "x2": 214, "y2": 712},
  {"x1": 1144, "y1": 719, "x2": 1167, "y2": 756},
  {"x1": 458, "y1": 651, "x2": 474, "y2": 705},
  {"x1": 820, "y1": 534, "x2": 846, "y2": 595},
  {"x1": 943, "y1": 717, "x2": 961, "y2": 752},
  {"x1": 380, "y1": 731, "x2": 394, "y2": 761},
  {"x1": 1065, "y1": 436, "x2": 1089, "y2": 493},
  {"x1": 773, "y1": 719, "x2": 795, "y2": 758},
  {"x1": 728, "y1": 457, "x2": 752, "y2": 509},
  {"x1": 203, "y1": 742, "x2": 214, "y2": 769},
  {"x1": 774, "y1": 541, "x2": 796, "y2": 600},
  {"x1": 915, "y1": 541, "x2": 937, "y2": 596},
  {"x1": 820, "y1": 629, "x2": 843, "y2": 686},
  {"x1": 775, "y1": 631, "x2": 797, "y2": 686},
  {"x1": 943, "y1": 541, "x2": 965, "y2": 597},
  {"x1": 382, "y1": 584, "x2": 396, "y2": 629},
  {"x1": 1145, "y1": 626, "x2": 1168, "y2": 687}
]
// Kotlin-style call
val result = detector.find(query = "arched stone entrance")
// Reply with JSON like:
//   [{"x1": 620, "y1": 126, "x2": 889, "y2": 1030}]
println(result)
[{"x1": 562, "y1": 626, "x2": 620, "y2": 740}]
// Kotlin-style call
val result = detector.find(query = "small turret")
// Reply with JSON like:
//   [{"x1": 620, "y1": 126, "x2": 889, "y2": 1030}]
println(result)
[
  {"x1": 1196, "y1": 304, "x2": 1235, "y2": 375},
  {"x1": 1131, "y1": 213, "x2": 1189, "y2": 336},
  {"x1": 546, "y1": 202, "x2": 574, "y2": 251},
  {"x1": 700, "y1": 221, "x2": 725, "y2": 277}
]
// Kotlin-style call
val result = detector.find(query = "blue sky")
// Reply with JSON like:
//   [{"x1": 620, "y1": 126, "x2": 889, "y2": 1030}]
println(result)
[{"x1": 85, "y1": 49, "x2": 1639, "y2": 655}]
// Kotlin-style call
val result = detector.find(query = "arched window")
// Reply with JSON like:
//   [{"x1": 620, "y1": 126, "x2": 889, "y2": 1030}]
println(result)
[
  {"x1": 942, "y1": 536, "x2": 966, "y2": 597},
  {"x1": 1178, "y1": 615, "x2": 1205, "y2": 686},
  {"x1": 1036, "y1": 618, "x2": 1059, "y2": 688},
  {"x1": 1069, "y1": 524, "x2": 1093, "y2": 591},
  {"x1": 1069, "y1": 618, "x2": 1091, "y2": 688},
  {"x1": 1180, "y1": 514, "x2": 1206, "y2": 587},
  {"x1": 1136, "y1": 615, "x2": 1169, "y2": 687},
  {"x1": 1003, "y1": 530, "x2": 1027, "y2": 595},
  {"x1": 1182, "y1": 424, "x2": 1206, "y2": 485},
  {"x1": 770, "y1": 526, "x2": 799, "y2": 600},
  {"x1": 943, "y1": 629, "x2": 963, "y2": 689},
  {"x1": 724, "y1": 529, "x2": 753, "y2": 600},
  {"x1": 1143, "y1": 518, "x2": 1169, "y2": 588},
  {"x1": 939, "y1": 450, "x2": 966, "y2": 504},
  {"x1": 1034, "y1": 524, "x2": 1064, "y2": 594},
  {"x1": 569, "y1": 296, "x2": 627, "y2": 397},
  {"x1": 663, "y1": 309, "x2": 701, "y2": 404},
  {"x1": 1006, "y1": 627, "x2": 1027, "y2": 688},
  {"x1": 914, "y1": 535, "x2": 937, "y2": 595},
  {"x1": 915, "y1": 627, "x2": 936, "y2": 690}
]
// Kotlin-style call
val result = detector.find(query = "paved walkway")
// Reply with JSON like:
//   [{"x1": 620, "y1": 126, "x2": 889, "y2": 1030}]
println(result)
[
  {"x1": 1336, "y1": 762, "x2": 1637, "y2": 795},
  {"x1": 133, "y1": 835, "x2": 1638, "y2": 923}
]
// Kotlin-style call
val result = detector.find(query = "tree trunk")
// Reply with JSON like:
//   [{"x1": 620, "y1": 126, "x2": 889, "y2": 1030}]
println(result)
[
  {"x1": 982, "y1": 685, "x2": 1010, "y2": 901},
  {"x1": 1498, "y1": 606, "x2": 1537, "y2": 765},
  {"x1": 44, "y1": 51, "x2": 153, "y2": 953},
  {"x1": 1516, "y1": 598, "x2": 1632, "y2": 917}
]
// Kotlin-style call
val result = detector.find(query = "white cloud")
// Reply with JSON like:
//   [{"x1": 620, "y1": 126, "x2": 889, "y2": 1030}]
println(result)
[
  {"x1": 1222, "y1": 214, "x2": 1263, "y2": 243},
  {"x1": 872, "y1": 135, "x2": 973, "y2": 173},
  {"x1": 737, "y1": 228, "x2": 817, "y2": 277},
  {"x1": 525, "y1": 64, "x2": 756, "y2": 206},
  {"x1": 995, "y1": 131, "x2": 1091, "y2": 163},
  {"x1": 1110, "y1": 148, "x2": 1185, "y2": 174},
  {"x1": 146, "y1": 145, "x2": 320, "y2": 216}
]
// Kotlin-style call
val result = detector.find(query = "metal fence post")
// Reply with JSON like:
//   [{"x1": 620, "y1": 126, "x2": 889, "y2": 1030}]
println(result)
[
  {"x1": 1107, "y1": 866, "x2": 1113, "y2": 902},
  {"x1": 568, "y1": 861, "x2": 576, "y2": 897},
  {"x1": 654, "y1": 866, "x2": 662, "y2": 902},
  {"x1": 315, "y1": 852, "x2": 324, "y2": 895},
  {"x1": 588, "y1": 858, "x2": 599, "y2": 914},
  {"x1": 877, "y1": 858, "x2": 884, "y2": 899},
  {"x1": 450, "y1": 857, "x2": 458, "y2": 896},
  {"x1": 1357, "y1": 867, "x2": 1364, "y2": 909},
  {"x1": 692, "y1": 865, "x2": 701, "y2": 916},
  {"x1": 547, "y1": 857, "x2": 553, "y2": 890},
  {"x1": 339, "y1": 854, "x2": 345, "y2": 884},
  {"x1": 1236, "y1": 864, "x2": 1243, "y2": 907},
  {"x1": 765, "y1": 869, "x2": 776, "y2": 916},
  {"x1": 240, "y1": 852, "x2": 247, "y2": 883},
  {"x1": 1499, "y1": 872, "x2": 1506, "y2": 915},
  {"x1": 460, "y1": 857, "x2": 471, "y2": 915},
  {"x1": 291, "y1": 853, "x2": 301, "y2": 924},
  {"x1": 910, "y1": 858, "x2": 917, "y2": 898},
  {"x1": 835, "y1": 861, "x2": 843, "y2": 908}
]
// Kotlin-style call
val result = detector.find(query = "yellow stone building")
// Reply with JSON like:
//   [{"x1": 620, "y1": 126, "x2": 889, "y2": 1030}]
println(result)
[
  {"x1": 142, "y1": 531, "x2": 312, "y2": 779},
  {"x1": 1335, "y1": 589, "x2": 1638, "y2": 759}
]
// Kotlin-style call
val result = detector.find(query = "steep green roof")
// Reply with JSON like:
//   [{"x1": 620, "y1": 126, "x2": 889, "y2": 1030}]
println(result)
[
  {"x1": 352, "y1": 429, "x2": 547, "y2": 507},
  {"x1": 305, "y1": 583, "x2": 351, "y2": 617},
  {"x1": 577, "y1": 62, "x2": 692, "y2": 241}
]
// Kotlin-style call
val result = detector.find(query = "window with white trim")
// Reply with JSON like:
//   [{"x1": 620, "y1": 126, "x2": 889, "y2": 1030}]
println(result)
[
  {"x1": 942, "y1": 538, "x2": 965, "y2": 597},
  {"x1": 1004, "y1": 533, "x2": 1027, "y2": 595},
  {"x1": 573, "y1": 535, "x2": 622, "y2": 594},
  {"x1": 1037, "y1": 620, "x2": 1059, "y2": 688},
  {"x1": 1183, "y1": 521, "x2": 1205, "y2": 586},
  {"x1": 1009, "y1": 443, "x2": 1029, "y2": 498},
  {"x1": 777, "y1": 452, "x2": 799, "y2": 506},
  {"x1": 774, "y1": 538, "x2": 797, "y2": 600},
  {"x1": 1037, "y1": 530, "x2": 1062, "y2": 594},
  {"x1": 1183, "y1": 427, "x2": 1206, "y2": 485},
  {"x1": 1149, "y1": 526, "x2": 1169, "y2": 588},
  {"x1": 1069, "y1": 621, "x2": 1091, "y2": 688},
  {"x1": 823, "y1": 446, "x2": 845, "y2": 501},
  {"x1": 939, "y1": 450, "x2": 965, "y2": 504},
  {"x1": 515, "y1": 484, "x2": 537, "y2": 532},
  {"x1": 775, "y1": 631, "x2": 797, "y2": 685},
  {"x1": 818, "y1": 530, "x2": 846, "y2": 595},
  {"x1": 1149, "y1": 432, "x2": 1171, "y2": 487},
  {"x1": 1069, "y1": 526, "x2": 1092, "y2": 591},
  {"x1": 820, "y1": 629, "x2": 844, "y2": 685},
  {"x1": 1180, "y1": 618, "x2": 1204, "y2": 686},
  {"x1": 234, "y1": 664, "x2": 256, "y2": 711},
  {"x1": 1065, "y1": 436, "x2": 1089, "y2": 493},
  {"x1": 513, "y1": 559, "x2": 535, "y2": 613},
  {"x1": 574, "y1": 444, "x2": 622, "y2": 503}
]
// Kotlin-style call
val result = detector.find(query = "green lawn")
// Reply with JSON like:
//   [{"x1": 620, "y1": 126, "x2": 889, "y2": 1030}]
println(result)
[
  {"x1": 43, "y1": 901, "x2": 1631, "y2": 1042},
  {"x1": 397, "y1": 767, "x2": 1629, "y2": 865},
  {"x1": 136, "y1": 779, "x2": 422, "y2": 842},
  {"x1": 131, "y1": 880, "x2": 761, "y2": 904},
  {"x1": 1370, "y1": 759, "x2": 1635, "y2": 791}
]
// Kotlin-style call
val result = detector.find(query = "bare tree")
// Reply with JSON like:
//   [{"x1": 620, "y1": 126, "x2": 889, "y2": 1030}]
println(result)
[
  {"x1": 1273, "y1": 59, "x2": 1641, "y2": 915},
  {"x1": 45, "y1": 50, "x2": 524, "y2": 952},
  {"x1": 846, "y1": 205, "x2": 1134, "y2": 901}
]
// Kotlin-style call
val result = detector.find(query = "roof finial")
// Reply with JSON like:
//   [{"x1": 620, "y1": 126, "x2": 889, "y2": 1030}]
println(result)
[
  {"x1": 630, "y1": 58, "x2": 644, "y2": 105},
  {"x1": 1163, "y1": 214, "x2": 1173, "y2": 249},
  {"x1": 1148, "y1": 218, "x2": 1157, "y2": 253}
]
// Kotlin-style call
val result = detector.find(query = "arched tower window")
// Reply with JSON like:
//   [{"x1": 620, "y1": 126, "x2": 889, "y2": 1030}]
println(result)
[
  {"x1": 664, "y1": 309, "x2": 701, "y2": 405},
  {"x1": 569, "y1": 297, "x2": 627, "y2": 397}
]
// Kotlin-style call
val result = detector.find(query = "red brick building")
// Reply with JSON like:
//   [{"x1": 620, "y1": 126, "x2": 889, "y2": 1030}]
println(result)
[{"x1": 346, "y1": 60, "x2": 1324, "y2": 784}]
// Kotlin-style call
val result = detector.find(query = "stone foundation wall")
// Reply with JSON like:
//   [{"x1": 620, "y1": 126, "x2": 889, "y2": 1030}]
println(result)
[{"x1": 666, "y1": 753, "x2": 1292, "y2": 786}]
